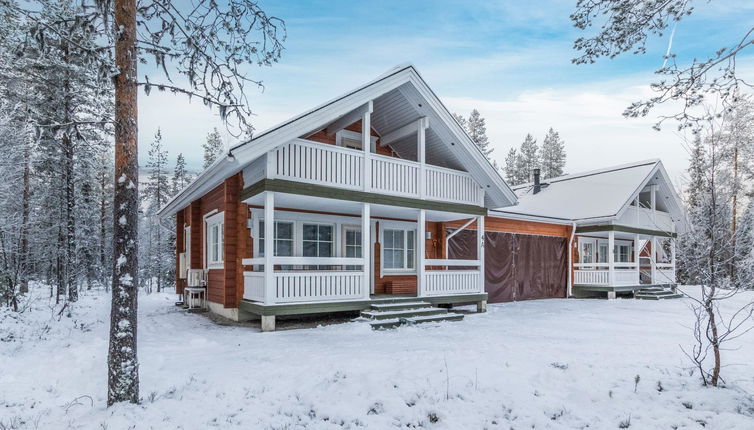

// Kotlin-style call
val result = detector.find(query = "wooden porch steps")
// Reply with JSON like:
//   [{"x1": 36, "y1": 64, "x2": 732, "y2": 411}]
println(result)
[
  {"x1": 360, "y1": 300, "x2": 464, "y2": 329},
  {"x1": 635, "y1": 286, "x2": 682, "y2": 300}
]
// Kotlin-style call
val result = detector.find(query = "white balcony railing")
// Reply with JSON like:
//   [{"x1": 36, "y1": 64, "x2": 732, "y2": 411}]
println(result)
[
  {"x1": 619, "y1": 205, "x2": 674, "y2": 232},
  {"x1": 425, "y1": 271, "x2": 481, "y2": 296},
  {"x1": 268, "y1": 139, "x2": 483, "y2": 206}
]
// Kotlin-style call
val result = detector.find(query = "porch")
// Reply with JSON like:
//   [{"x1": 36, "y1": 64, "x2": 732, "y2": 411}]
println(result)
[
  {"x1": 572, "y1": 227, "x2": 677, "y2": 299},
  {"x1": 239, "y1": 190, "x2": 487, "y2": 330}
]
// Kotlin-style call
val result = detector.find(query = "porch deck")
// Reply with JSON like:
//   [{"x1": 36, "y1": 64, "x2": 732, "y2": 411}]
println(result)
[{"x1": 239, "y1": 292, "x2": 488, "y2": 317}]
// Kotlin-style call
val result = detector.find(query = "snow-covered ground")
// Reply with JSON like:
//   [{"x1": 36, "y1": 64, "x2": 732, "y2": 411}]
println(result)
[{"x1": 2, "y1": 286, "x2": 753, "y2": 429}]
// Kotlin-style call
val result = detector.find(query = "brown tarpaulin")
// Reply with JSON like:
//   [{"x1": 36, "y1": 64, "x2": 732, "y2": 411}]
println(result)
[{"x1": 447, "y1": 230, "x2": 567, "y2": 303}]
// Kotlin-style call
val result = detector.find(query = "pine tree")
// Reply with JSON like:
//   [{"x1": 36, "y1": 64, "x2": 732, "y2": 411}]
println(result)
[
  {"x1": 519, "y1": 134, "x2": 539, "y2": 183},
  {"x1": 452, "y1": 113, "x2": 467, "y2": 132},
  {"x1": 467, "y1": 109, "x2": 492, "y2": 158},
  {"x1": 172, "y1": 153, "x2": 192, "y2": 195},
  {"x1": 203, "y1": 128, "x2": 224, "y2": 169},
  {"x1": 686, "y1": 133, "x2": 706, "y2": 210},
  {"x1": 504, "y1": 148, "x2": 520, "y2": 185},
  {"x1": 143, "y1": 129, "x2": 170, "y2": 293},
  {"x1": 540, "y1": 128, "x2": 566, "y2": 179}
]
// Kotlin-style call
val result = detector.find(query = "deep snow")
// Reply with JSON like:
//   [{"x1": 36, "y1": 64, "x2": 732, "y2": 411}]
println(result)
[{"x1": 1, "y1": 286, "x2": 753, "y2": 429}]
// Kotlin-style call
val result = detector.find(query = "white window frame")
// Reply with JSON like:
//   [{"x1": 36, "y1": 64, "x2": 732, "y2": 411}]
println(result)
[
  {"x1": 184, "y1": 226, "x2": 191, "y2": 270},
  {"x1": 301, "y1": 221, "x2": 335, "y2": 258},
  {"x1": 258, "y1": 220, "x2": 295, "y2": 257},
  {"x1": 380, "y1": 224, "x2": 416, "y2": 274},
  {"x1": 335, "y1": 129, "x2": 378, "y2": 152},
  {"x1": 204, "y1": 211, "x2": 224, "y2": 270}
]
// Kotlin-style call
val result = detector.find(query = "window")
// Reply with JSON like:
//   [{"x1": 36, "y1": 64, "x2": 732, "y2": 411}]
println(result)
[
  {"x1": 303, "y1": 224, "x2": 333, "y2": 257},
  {"x1": 597, "y1": 242, "x2": 609, "y2": 264},
  {"x1": 383, "y1": 228, "x2": 415, "y2": 271},
  {"x1": 614, "y1": 244, "x2": 632, "y2": 263},
  {"x1": 258, "y1": 220, "x2": 294, "y2": 257},
  {"x1": 205, "y1": 212, "x2": 224, "y2": 269},
  {"x1": 343, "y1": 226, "x2": 362, "y2": 270},
  {"x1": 335, "y1": 129, "x2": 377, "y2": 151},
  {"x1": 184, "y1": 227, "x2": 191, "y2": 269},
  {"x1": 580, "y1": 239, "x2": 594, "y2": 264}
]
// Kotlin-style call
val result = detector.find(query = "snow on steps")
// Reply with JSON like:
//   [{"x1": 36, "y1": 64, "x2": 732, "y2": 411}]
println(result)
[
  {"x1": 359, "y1": 300, "x2": 464, "y2": 329},
  {"x1": 635, "y1": 286, "x2": 682, "y2": 300}
]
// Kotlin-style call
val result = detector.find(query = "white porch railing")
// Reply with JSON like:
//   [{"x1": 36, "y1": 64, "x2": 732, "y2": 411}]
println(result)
[
  {"x1": 243, "y1": 269, "x2": 366, "y2": 304},
  {"x1": 424, "y1": 271, "x2": 481, "y2": 296},
  {"x1": 266, "y1": 139, "x2": 483, "y2": 205},
  {"x1": 573, "y1": 263, "x2": 640, "y2": 286},
  {"x1": 242, "y1": 256, "x2": 367, "y2": 304},
  {"x1": 655, "y1": 264, "x2": 676, "y2": 283},
  {"x1": 423, "y1": 259, "x2": 483, "y2": 296}
]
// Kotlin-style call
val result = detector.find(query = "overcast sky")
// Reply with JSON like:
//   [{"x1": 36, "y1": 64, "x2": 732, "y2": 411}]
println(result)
[{"x1": 137, "y1": 0, "x2": 754, "y2": 188}]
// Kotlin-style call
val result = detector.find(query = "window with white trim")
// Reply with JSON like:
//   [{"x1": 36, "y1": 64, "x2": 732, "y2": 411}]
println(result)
[
  {"x1": 343, "y1": 225, "x2": 361, "y2": 270},
  {"x1": 205, "y1": 212, "x2": 224, "y2": 269},
  {"x1": 258, "y1": 220, "x2": 294, "y2": 257},
  {"x1": 335, "y1": 129, "x2": 377, "y2": 151},
  {"x1": 382, "y1": 228, "x2": 415, "y2": 271}
]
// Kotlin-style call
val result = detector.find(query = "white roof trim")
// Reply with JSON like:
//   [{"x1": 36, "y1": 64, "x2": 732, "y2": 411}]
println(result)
[{"x1": 159, "y1": 64, "x2": 517, "y2": 217}]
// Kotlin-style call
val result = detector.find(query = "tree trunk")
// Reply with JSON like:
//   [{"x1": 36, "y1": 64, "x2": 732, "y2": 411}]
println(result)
[
  {"x1": 19, "y1": 134, "x2": 31, "y2": 294},
  {"x1": 64, "y1": 132, "x2": 77, "y2": 302},
  {"x1": 107, "y1": 0, "x2": 140, "y2": 406},
  {"x1": 100, "y1": 167, "x2": 107, "y2": 288}
]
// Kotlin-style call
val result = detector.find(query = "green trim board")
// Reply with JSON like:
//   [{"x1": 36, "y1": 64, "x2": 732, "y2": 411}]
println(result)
[
  {"x1": 240, "y1": 179, "x2": 488, "y2": 216},
  {"x1": 239, "y1": 293, "x2": 489, "y2": 317},
  {"x1": 575, "y1": 224, "x2": 677, "y2": 238}
]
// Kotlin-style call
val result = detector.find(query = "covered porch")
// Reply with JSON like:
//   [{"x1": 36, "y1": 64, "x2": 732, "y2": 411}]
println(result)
[
  {"x1": 239, "y1": 190, "x2": 488, "y2": 330},
  {"x1": 572, "y1": 226, "x2": 676, "y2": 299}
]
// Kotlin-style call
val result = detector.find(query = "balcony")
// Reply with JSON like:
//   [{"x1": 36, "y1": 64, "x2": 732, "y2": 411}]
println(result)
[
  {"x1": 264, "y1": 139, "x2": 484, "y2": 206},
  {"x1": 619, "y1": 205, "x2": 674, "y2": 233}
]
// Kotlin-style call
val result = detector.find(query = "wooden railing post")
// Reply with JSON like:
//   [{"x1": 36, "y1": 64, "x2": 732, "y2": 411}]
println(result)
[
  {"x1": 362, "y1": 101, "x2": 373, "y2": 192},
  {"x1": 477, "y1": 215, "x2": 485, "y2": 293},
  {"x1": 263, "y1": 192, "x2": 275, "y2": 304},
  {"x1": 361, "y1": 202, "x2": 371, "y2": 299},
  {"x1": 417, "y1": 209, "x2": 426, "y2": 297},
  {"x1": 417, "y1": 118, "x2": 427, "y2": 199},
  {"x1": 607, "y1": 229, "x2": 615, "y2": 287}
]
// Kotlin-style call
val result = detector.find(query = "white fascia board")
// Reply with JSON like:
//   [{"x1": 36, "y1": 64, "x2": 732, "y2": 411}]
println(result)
[{"x1": 158, "y1": 155, "x2": 239, "y2": 217}]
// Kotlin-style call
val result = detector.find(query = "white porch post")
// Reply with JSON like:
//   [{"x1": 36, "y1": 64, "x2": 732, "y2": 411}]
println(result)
[
  {"x1": 650, "y1": 184, "x2": 658, "y2": 224},
  {"x1": 362, "y1": 101, "x2": 373, "y2": 192},
  {"x1": 361, "y1": 202, "x2": 371, "y2": 299},
  {"x1": 634, "y1": 233, "x2": 641, "y2": 284},
  {"x1": 417, "y1": 209, "x2": 426, "y2": 297},
  {"x1": 608, "y1": 229, "x2": 615, "y2": 288},
  {"x1": 650, "y1": 236, "x2": 658, "y2": 284},
  {"x1": 477, "y1": 215, "x2": 485, "y2": 293},
  {"x1": 263, "y1": 192, "x2": 275, "y2": 305},
  {"x1": 417, "y1": 118, "x2": 427, "y2": 199},
  {"x1": 670, "y1": 235, "x2": 677, "y2": 284}
]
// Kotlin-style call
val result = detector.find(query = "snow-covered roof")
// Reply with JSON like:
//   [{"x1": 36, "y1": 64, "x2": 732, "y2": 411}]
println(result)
[
  {"x1": 158, "y1": 64, "x2": 517, "y2": 217},
  {"x1": 491, "y1": 159, "x2": 685, "y2": 227}
]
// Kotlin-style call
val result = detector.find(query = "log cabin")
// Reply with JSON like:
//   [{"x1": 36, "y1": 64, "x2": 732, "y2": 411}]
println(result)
[{"x1": 158, "y1": 64, "x2": 686, "y2": 331}]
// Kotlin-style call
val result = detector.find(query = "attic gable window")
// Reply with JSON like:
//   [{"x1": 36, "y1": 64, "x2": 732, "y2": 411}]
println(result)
[{"x1": 335, "y1": 129, "x2": 377, "y2": 151}]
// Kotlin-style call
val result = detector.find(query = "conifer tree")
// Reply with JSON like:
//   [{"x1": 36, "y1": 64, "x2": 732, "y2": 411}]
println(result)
[
  {"x1": 203, "y1": 128, "x2": 224, "y2": 169},
  {"x1": 467, "y1": 109, "x2": 492, "y2": 158},
  {"x1": 172, "y1": 153, "x2": 192, "y2": 196},
  {"x1": 519, "y1": 134, "x2": 539, "y2": 183},
  {"x1": 504, "y1": 148, "x2": 520, "y2": 185},
  {"x1": 540, "y1": 128, "x2": 566, "y2": 179}
]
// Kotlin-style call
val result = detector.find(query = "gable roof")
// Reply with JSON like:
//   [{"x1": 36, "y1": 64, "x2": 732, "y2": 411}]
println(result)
[
  {"x1": 158, "y1": 64, "x2": 517, "y2": 217},
  {"x1": 491, "y1": 159, "x2": 687, "y2": 230}
]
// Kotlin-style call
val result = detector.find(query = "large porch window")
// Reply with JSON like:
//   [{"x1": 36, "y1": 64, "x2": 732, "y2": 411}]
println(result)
[
  {"x1": 258, "y1": 221, "x2": 294, "y2": 257},
  {"x1": 382, "y1": 228, "x2": 415, "y2": 271}
]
